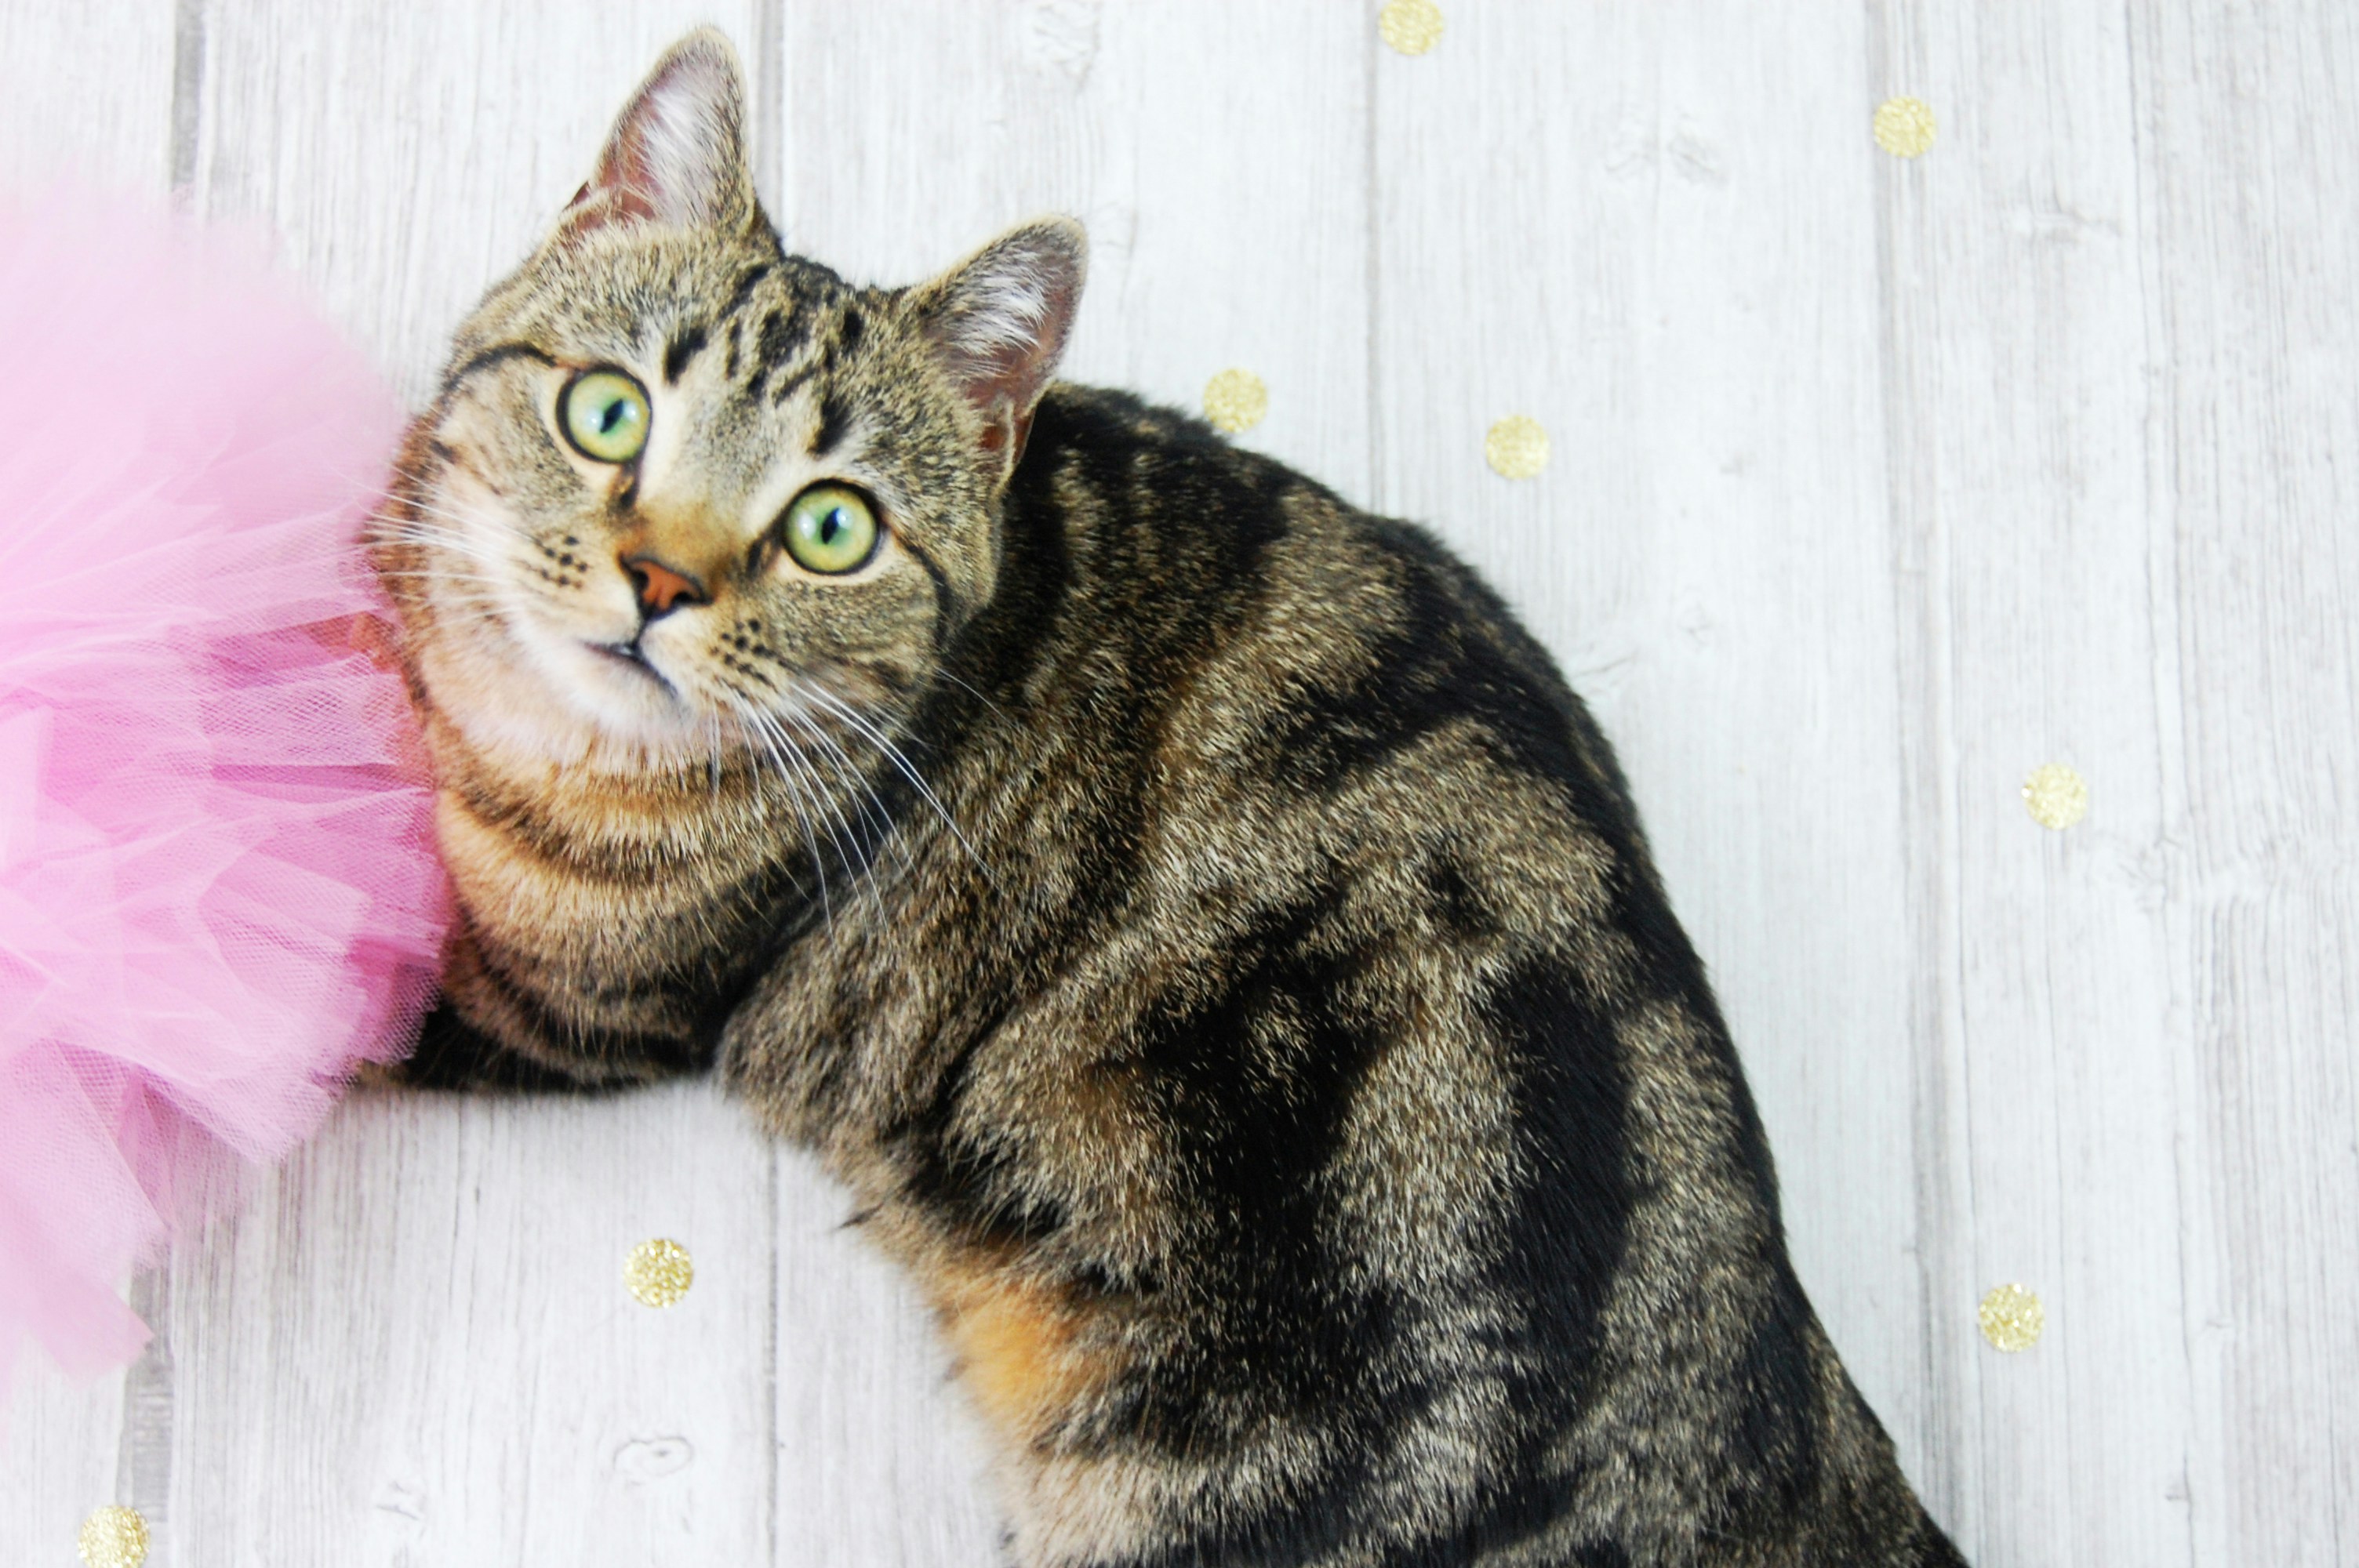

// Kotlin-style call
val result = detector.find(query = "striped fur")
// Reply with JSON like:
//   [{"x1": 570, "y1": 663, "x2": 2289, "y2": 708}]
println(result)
[{"x1": 371, "y1": 31, "x2": 1965, "y2": 1567}]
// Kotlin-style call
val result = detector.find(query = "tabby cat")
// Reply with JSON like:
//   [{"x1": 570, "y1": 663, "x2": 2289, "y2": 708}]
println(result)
[{"x1": 369, "y1": 29, "x2": 1965, "y2": 1568}]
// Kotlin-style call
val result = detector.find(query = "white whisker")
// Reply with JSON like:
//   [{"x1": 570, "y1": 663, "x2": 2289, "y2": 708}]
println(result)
[
  {"x1": 794, "y1": 677, "x2": 992, "y2": 885},
  {"x1": 758, "y1": 704, "x2": 881, "y2": 910},
  {"x1": 785, "y1": 702, "x2": 915, "y2": 886},
  {"x1": 725, "y1": 691, "x2": 854, "y2": 927}
]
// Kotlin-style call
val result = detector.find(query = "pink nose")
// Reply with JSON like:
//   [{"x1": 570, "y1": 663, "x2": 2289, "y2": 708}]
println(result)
[{"x1": 623, "y1": 554, "x2": 704, "y2": 615}]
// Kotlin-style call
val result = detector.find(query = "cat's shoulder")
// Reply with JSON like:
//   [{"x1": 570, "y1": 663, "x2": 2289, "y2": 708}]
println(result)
[
  {"x1": 1023, "y1": 381, "x2": 1420, "y2": 557},
  {"x1": 1020, "y1": 382, "x2": 1562, "y2": 681},
  {"x1": 1032, "y1": 381, "x2": 1232, "y2": 456}
]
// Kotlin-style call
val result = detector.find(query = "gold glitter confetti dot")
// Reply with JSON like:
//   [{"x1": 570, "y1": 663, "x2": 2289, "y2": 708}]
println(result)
[
  {"x1": 1202, "y1": 368, "x2": 1268, "y2": 434},
  {"x1": 624, "y1": 1237, "x2": 693, "y2": 1308},
  {"x1": 1485, "y1": 416, "x2": 1550, "y2": 480},
  {"x1": 1978, "y1": 1283, "x2": 2045, "y2": 1352},
  {"x1": 1379, "y1": 0, "x2": 1445, "y2": 56},
  {"x1": 1874, "y1": 96, "x2": 1937, "y2": 158},
  {"x1": 2021, "y1": 763, "x2": 2089, "y2": 829},
  {"x1": 77, "y1": 1505, "x2": 150, "y2": 1568}
]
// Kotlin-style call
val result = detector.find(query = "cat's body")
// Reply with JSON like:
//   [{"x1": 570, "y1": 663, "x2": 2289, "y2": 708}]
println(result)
[{"x1": 373, "y1": 32, "x2": 1964, "y2": 1568}]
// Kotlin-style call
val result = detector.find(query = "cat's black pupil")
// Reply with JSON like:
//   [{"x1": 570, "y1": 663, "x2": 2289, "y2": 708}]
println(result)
[
  {"x1": 820, "y1": 509, "x2": 842, "y2": 543},
  {"x1": 598, "y1": 399, "x2": 627, "y2": 434}
]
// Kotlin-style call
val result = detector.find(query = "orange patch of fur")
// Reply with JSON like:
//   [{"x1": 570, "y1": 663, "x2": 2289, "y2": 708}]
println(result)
[{"x1": 931, "y1": 1252, "x2": 1110, "y2": 1441}]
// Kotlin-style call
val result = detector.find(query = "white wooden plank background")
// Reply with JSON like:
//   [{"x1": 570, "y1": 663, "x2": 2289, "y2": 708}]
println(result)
[
  {"x1": 1873, "y1": 9, "x2": 2195, "y2": 1561},
  {"x1": 3, "y1": 3, "x2": 2354, "y2": 1564}
]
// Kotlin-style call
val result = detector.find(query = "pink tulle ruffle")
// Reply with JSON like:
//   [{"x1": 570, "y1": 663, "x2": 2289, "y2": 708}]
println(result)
[{"x1": 0, "y1": 191, "x2": 448, "y2": 1401}]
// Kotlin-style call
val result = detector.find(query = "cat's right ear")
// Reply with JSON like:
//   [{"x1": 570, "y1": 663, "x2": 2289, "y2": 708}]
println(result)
[
  {"x1": 554, "y1": 29, "x2": 760, "y2": 245},
  {"x1": 909, "y1": 218, "x2": 1089, "y2": 481}
]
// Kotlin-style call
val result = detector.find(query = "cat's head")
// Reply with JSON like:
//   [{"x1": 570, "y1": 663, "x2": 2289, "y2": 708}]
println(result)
[{"x1": 374, "y1": 30, "x2": 1084, "y2": 774}]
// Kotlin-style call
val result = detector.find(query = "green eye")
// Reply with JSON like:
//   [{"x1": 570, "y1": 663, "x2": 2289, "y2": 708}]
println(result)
[
  {"x1": 560, "y1": 368, "x2": 650, "y2": 463},
  {"x1": 780, "y1": 484, "x2": 881, "y2": 575}
]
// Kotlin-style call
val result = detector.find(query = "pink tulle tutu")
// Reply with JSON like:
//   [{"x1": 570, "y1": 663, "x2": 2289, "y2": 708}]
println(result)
[{"x1": 0, "y1": 193, "x2": 449, "y2": 1403}]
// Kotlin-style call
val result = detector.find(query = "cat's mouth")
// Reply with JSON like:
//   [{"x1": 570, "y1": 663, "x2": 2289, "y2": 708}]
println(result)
[{"x1": 588, "y1": 639, "x2": 679, "y2": 699}]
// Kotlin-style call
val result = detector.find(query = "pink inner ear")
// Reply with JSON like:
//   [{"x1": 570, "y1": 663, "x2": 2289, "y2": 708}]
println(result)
[
  {"x1": 562, "y1": 189, "x2": 656, "y2": 239},
  {"x1": 581, "y1": 132, "x2": 667, "y2": 227},
  {"x1": 565, "y1": 102, "x2": 685, "y2": 233},
  {"x1": 558, "y1": 35, "x2": 747, "y2": 239},
  {"x1": 924, "y1": 234, "x2": 1085, "y2": 431},
  {"x1": 957, "y1": 333, "x2": 1060, "y2": 421}
]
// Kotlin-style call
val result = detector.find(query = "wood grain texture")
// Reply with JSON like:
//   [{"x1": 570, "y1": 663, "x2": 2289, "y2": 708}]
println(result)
[
  {"x1": 0, "y1": 2, "x2": 178, "y2": 193},
  {"x1": 157, "y1": 1089, "x2": 777, "y2": 1564},
  {"x1": 1874, "y1": 5, "x2": 2194, "y2": 1561},
  {"x1": 772, "y1": 1147, "x2": 1000, "y2": 1566},
  {"x1": 5, "y1": 4, "x2": 2357, "y2": 1564},
  {"x1": 0, "y1": 1366, "x2": 126, "y2": 1566},
  {"x1": 2128, "y1": 6, "x2": 2359, "y2": 1566}
]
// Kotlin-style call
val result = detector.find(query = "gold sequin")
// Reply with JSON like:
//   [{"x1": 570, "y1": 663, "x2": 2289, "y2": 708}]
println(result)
[
  {"x1": 1201, "y1": 368, "x2": 1268, "y2": 434},
  {"x1": 624, "y1": 1237, "x2": 694, "y2": 1308},
  {"x1": 1379, "y1": 0, "x2": 1444, "y2": 56},
  {"x1": 1978, "y1": 1283, "x2": 2045, "y2": 1352},
  {"x1": 1485, "y1": 416, "x2": 1550, "y2": 480},
  {"x1": 2021, "y1": 763, "x2": 2088, "y2": 830},
  {"x1": 77, "y1": 1505, "x2": 150, "y2": 1568},
  {"x1": 1873, "y1": 96, "x2": 1937, "y2": 158}
]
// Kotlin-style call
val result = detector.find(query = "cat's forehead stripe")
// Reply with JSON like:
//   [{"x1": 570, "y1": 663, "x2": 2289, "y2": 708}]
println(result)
[
  {"x1": 812, "y1": 389, "x2": 855, "y2": 458},
  {"x1": 751, "y1": 302, "x2": 823, "y2": 403},
  {"x1": 718, "y1": 263, "x2": 772, "y2": 317},
  {"x1": 661, "y1": 324, "x2": 707, "y2": 385},
  {"x1": 769, "y1": 361, "x2": 819, "y2": 408}
]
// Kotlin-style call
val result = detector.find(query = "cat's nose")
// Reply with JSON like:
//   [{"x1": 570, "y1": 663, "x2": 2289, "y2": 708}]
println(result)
[{"x1": 622, "y1": 554, "x2": 706, "y2": 619}]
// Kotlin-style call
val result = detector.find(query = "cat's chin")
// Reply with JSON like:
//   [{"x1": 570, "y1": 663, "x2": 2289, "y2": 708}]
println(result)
[
  {"x1": 544, "y1": 637, "x2": 714, "y2": 745},
  {"x1": 438, "y1": 609, "x2": 722, "y2": 772}
]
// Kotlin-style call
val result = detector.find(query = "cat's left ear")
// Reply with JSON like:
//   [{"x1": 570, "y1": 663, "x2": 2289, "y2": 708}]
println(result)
[
  {"x1": 910, "y1": 218, "x2": 1088, "y2": 479},
  {"x1": 556, "y1": 29, "x2": 759, "y2": 242}
]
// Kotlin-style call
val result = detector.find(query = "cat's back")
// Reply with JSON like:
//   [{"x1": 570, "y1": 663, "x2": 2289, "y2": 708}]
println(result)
[
  {"x1": 901, "y1": 384, "x2": 1964, "y2": 1565},
  {"x1": 1010, "y1": 383, "x2": 1639, "y2": 821}
]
